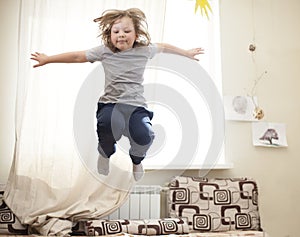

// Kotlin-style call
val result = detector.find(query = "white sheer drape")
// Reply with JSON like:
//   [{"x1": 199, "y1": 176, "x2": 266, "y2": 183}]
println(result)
[{"x1": 4, "y1": 0, "x2": 166, "y2": 235}]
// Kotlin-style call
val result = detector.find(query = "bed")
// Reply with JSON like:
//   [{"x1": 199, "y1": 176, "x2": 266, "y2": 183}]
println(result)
[{"x1": 0, "y1": 177, "x2": 269, "y2": 236}]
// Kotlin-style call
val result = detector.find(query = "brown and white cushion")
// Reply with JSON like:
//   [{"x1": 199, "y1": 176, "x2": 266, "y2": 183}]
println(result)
[
  {"x1": 0, "y1": 184, "x2": 28, "y2": 235},
  {"x1": 168, "y1": 176, "x2": 262, "y2": 232}
]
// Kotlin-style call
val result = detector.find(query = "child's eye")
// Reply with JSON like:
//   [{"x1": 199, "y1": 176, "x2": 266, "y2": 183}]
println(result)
[
  {"x1": 125, "y1": 30, "x2": 131, "y2": 33},
  {"x1": 113, "y1": 31, "x2": 119, "y2": 34}
]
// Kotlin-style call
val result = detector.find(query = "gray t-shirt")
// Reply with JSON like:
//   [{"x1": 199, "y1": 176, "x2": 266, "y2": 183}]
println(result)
[{"x1": 86, "y1": 44, "x2": 158, "y2": 107}]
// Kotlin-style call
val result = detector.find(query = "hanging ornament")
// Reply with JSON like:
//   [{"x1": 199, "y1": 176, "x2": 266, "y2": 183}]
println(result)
[
  {"x1": 248, "y1": 0, "x2": 266, "y2": 120},
  {"x1": 253, "y1": 106, "x2": 264, "y2": 120},
  {"x1": 194, "y1": 0, "x2": 212, "y2": 19}
]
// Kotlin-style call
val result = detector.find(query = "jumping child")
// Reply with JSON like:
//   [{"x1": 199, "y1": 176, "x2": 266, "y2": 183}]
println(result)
[{"x1": 31, "y1": 8, "x2": 204, "y2": 181}]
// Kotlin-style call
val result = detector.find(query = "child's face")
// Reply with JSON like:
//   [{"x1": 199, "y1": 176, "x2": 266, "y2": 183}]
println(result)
[{"x1": 110, "y1": 16, "x2": 137, "y2": 52}]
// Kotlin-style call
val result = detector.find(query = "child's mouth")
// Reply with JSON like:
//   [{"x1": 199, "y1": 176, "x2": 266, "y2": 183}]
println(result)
[{"x1": 117, "y1": 40, "x2": 126, "y2": 43}]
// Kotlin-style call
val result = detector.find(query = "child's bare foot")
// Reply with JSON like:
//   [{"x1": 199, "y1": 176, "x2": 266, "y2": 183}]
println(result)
[
  {"x1": 133, "y1": 163, "x2": 144, "y2": 181},
  {"x1": 97, "y1": 154, "x2": 109, "y2": 176}
]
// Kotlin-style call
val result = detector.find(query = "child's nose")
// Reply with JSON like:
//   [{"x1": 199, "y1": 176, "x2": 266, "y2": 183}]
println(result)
[{"x1": 118, "y1": 31, "x2": 125, "y2": 37}]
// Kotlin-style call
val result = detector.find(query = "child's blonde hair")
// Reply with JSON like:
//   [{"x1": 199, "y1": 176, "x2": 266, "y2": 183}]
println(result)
[{"x1": 94, "y1": 8, "x2": 151, "y2": 52}]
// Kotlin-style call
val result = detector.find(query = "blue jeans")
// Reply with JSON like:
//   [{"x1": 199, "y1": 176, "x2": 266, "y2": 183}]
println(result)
[{"x1": 96, "y1": 103, "x2": 155, "y2": 164}]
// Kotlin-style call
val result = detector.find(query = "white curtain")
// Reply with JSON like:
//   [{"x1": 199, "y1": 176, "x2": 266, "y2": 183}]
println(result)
[{"x1": 4, "y1": 0, "x2": 166, "y2": 235}]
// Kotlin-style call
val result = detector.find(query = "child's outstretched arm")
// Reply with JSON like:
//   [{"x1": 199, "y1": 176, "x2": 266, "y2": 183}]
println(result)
[
  {"x1": 30, "y1": 51, "x2": 88, "y2": 68},
  {"x1": 156, "y1": 43, "x2": 204, "y2": 61}
]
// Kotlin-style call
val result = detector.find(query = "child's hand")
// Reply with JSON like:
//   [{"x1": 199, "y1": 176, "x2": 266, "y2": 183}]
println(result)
[
  {"x1": 187, "y1": 48, "x2": 205, "y2": 61},
  {"x1": 30, "y1": 52, "x2": 48, "y2": 68}
]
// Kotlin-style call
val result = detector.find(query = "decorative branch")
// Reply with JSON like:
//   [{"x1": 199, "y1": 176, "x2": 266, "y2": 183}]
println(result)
[
  {"x1": 249, "y1": 70, "x2": 267, "y2": 120},
  {"x1": 250, "y1": 70, "x2": 268, "y2": 97}
]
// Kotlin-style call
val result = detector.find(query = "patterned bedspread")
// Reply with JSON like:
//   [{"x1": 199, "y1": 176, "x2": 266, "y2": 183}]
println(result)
[
  {"x1": 78, "y1": 218, "x2": 267, "y2": 236},
  {"x1": 187, "y1": 231, "x2": 268, "y2": 236},
  {"x1": 81, "y1": 231, "x2": 268, "y2": 237}
]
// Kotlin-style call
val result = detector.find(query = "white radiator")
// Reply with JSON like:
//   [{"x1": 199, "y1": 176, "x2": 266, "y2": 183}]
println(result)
[{"x1": 105, "y1": 185, "x2": 161, "y2": 220}]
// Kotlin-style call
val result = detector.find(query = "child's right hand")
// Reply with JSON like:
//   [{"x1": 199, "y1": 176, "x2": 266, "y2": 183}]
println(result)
[{"x1": 30, "y1": 52, "x2": 48, "y2": 68}]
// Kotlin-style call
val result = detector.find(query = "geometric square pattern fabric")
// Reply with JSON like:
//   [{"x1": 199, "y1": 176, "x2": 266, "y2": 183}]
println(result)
[
  {"x1": 84, "y1": 218, "x2": 189, "y2": 236},
  {"x1": 187, "y1": 231, "x2": 268, "y2": 237},
  {"x1": 168, "y1": 176, "x2": 262, "y2": 232},
  {"x1": 0, "y1": 184, "x2": 28, "y2": 235}
]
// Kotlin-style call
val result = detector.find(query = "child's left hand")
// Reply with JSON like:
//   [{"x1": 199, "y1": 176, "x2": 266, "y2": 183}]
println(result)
[{"x1": 187, "y1": 48, "x2": 205, "y2": 61}]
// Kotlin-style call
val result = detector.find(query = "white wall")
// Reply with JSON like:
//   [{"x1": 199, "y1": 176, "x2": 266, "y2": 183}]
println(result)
[
  {"x1": 1, "y1": 1, "x2": 300, "y2": 237},
  {"x1": 218, "y1": 1, "x2": 300, "y2": 237}
]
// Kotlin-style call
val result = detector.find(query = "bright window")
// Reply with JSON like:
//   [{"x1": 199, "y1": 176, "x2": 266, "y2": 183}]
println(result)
[{"x1": 140, "y1": 0, "x2": 226, "y2": 169}]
